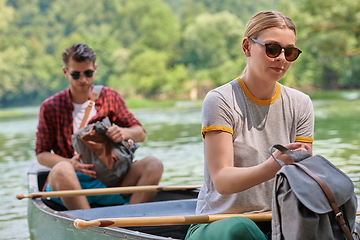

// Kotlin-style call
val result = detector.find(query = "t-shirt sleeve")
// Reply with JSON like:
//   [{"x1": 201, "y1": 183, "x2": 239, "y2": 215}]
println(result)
[
  {"x1": 201, "y1": 90, "x2": 234, "y2": 137},
  {"x1": 295, "y1": 95, "x2": 314, "y2": 143}
]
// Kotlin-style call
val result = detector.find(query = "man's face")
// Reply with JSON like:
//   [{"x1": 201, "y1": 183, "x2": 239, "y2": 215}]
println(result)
[{"x1": 62, "y1": 58, "x2": 97, "y2": 94}]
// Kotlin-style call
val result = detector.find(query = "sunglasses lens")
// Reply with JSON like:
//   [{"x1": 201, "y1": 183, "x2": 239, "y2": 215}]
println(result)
[
  {"x1": 285, "y1": 48, "x2": 301, "y2": 62},
  {"x1": 266, "y1": 44, "x2": 282, "y2": 58},
  {"x1": 84, "y1": 70, "x2": 94, "y2": 78},
  {"x1": 70, "y1": 70, "x2": 94, "y2": 79},
  {"x1": 70, "y1": 72, "x2": 80, "y2": 79}
]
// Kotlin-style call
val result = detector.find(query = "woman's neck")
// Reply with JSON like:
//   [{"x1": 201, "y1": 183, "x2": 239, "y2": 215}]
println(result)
[{"x1": 240, "y1": 74, "x2": 277, "y2": 100}]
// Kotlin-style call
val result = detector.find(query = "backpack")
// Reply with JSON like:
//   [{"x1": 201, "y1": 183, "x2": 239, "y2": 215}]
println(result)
[
  {"x1": 72, "y1": 117, "x2": 139, "y2": 187},
  {"x1": 270, "y1": 144, "x2": 360, "y2": 240},
  {"x1": 71, "y1": 86, "x2": 139, "y2": 187}
]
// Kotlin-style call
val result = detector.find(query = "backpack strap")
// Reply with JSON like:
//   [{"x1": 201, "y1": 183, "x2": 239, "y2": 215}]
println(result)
[
  {"x1": 292, "y1": 162, "x2": 354, "y2": 240},
  {"x1": 269, "y1": 144, "x2": 311, "y2": 166},
  {"x1": 79, "y1": 85, "x2": 104, "y2": 129}
]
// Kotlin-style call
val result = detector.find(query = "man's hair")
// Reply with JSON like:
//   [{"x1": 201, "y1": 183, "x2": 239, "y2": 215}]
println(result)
[{"x1": 62, "y1": 43, "x2": 96, "y2": 66}]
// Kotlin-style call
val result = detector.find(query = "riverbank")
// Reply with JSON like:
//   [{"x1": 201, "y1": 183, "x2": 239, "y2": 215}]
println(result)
[
  {"x1": 0, "y1": 99, "x2": 203, "y2": 121},
  {"x1": 1, "y1": 89, "x2": 359, "y2": 121}
]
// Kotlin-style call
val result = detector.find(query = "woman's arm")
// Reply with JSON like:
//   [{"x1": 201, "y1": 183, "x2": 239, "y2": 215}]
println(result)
[{"x1": 205, "y1": 130, "x2": 309, "y2": 195}]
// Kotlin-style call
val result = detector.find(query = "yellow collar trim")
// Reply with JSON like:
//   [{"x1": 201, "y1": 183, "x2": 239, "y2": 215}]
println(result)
[{"x1": 236, "y1": 78, "x2": 281, "y2": 106}]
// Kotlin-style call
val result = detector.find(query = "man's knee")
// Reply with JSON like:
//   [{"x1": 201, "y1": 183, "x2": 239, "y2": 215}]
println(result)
[
  {"x1": 143, "y1": 156, "x2": 163, "y2": 175},
  {"x1": 49, "y1": 161, "x2": 75, "y2": 179},
  {"x1": 133, "y1": 156, "x2": 163, "y2": 181}
]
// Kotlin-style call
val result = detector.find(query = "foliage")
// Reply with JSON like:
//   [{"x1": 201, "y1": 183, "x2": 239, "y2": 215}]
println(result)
[{"x1": 0, "y1": 0, "x2": 359, "y2": 107}]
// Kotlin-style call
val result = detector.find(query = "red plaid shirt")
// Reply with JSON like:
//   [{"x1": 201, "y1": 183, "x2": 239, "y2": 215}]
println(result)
[{"x1": 35, "y1": 86, "x2": 142, "y2": 158}]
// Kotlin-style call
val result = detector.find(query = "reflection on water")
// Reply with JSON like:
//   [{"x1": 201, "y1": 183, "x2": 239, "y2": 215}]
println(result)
[
  {"x1": 0, "y1": 99, "x2": 360, "y2": 239},
  {"x1": 0, "y1": 118, "x2": 38, "y2": 239},
  {"x1": 312, "y1": 99, "x2": 360, "y2": 197}
]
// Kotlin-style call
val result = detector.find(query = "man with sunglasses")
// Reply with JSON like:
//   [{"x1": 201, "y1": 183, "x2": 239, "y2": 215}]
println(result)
[{"x1": 35, "y1": 43, "x2": 163, "y2": 210}]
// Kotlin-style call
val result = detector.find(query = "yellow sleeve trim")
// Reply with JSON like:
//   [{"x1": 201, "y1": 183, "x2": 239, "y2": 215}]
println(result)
[
  {"x1": 295, "y1": 136, "x2": 314, "y2": 143},
  {"x1": 202, "y1": 125, "x2": 233, "y2": 137}
]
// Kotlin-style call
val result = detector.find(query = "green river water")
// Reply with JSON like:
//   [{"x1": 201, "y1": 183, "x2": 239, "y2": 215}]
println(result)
[{"x1": 0, "y1": 98, "x2": 360, "y2": 239}]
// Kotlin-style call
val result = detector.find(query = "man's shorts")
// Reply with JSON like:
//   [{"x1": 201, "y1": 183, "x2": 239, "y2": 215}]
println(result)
[{"x1": 45, "y1": 172, "x2": 130, "y2": 207}]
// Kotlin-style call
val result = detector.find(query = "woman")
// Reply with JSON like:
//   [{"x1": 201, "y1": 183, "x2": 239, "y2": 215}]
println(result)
[{"x1": 185, "y1": 11, "x2": 314, "y2": 239}]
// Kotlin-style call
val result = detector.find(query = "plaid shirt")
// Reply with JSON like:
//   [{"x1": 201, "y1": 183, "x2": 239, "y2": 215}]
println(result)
[{"x1": 35, "y1": 86, "x2": 142, "y2": 158}]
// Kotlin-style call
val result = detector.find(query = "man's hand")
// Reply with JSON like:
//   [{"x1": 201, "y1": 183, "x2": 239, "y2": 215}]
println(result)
[
  {"x1": 106, "y1": 125, "x2": 126, "y2": 143},
  {"x1": 69, "y1": 154, "x2": 97, "y2": 178}
]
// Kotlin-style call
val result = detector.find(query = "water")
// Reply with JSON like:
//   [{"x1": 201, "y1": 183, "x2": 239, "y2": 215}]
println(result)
[{"x1": 1, "y1": 99, "x2": 360, "y2": 239}]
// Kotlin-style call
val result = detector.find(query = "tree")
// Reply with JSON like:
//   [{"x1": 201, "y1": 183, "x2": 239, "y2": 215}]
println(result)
[
  {"x1": 137, "y1": 2, "x2": 180, "y2": 53},
  {"x1": 283, "y1": 0, "x2": 360, "y2": 89},
  {"x1": 182, "y1": 11, "x2": 244, "y2": 69}
]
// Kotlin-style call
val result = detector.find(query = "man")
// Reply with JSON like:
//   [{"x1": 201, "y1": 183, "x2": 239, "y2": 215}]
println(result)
[{"x1": 36, "y1": 43, "x2": 163, "y2": 210}]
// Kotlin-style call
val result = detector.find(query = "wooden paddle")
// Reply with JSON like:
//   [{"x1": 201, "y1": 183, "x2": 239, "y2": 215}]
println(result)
[
  {"x1": 74, "y1": 212, "x2": 273, "y2": 229},
  {"x1": 74, "y1": 211, "x2": 360, "y2": 229},
  {"x1": 16, "y1": 184, "x2": 202, "y2": 200}
]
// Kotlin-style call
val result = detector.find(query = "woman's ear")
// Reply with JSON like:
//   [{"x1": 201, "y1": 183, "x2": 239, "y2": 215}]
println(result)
[{"x1": 242, "y1": 38, "x2": 251, "y2": 57}]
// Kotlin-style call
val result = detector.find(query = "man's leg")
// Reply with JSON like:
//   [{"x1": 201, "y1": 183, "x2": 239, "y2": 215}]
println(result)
[
  {"x1": 118, "y1": 156, "x2": 163, "y2": 204},
  {"x1": 48, "y1": 161, "x2": 90, "y2": 210}
]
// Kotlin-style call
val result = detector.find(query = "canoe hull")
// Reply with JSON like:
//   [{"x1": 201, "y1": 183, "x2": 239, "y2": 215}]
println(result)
[{"x1": 27, "y1": 163, "x2": 198, "y2": 240}]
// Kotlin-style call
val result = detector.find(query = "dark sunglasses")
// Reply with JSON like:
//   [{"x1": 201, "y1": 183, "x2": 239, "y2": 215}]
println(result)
[
  {"x1": 69, "y1": 69, "x2": 94, "y2": 80},
  {"x1": 249, "y1": 38, "x2": 302, "y2": 62}
]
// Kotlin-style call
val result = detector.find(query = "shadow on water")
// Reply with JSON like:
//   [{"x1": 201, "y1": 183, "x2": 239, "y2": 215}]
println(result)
[{"x1": 1, "y1": 99, "x2": 360, "y2": 239}]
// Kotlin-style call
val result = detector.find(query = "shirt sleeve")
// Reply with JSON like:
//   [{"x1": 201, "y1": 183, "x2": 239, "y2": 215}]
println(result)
[
  {"x1": 295, "y1": 95, "x2": 314, "y2": 143},
  {"x1": 202, "y1": 89, "x2": 234, "y2": 137},
  {"x1": 112, "y1": 90, "x2": 142, "y2": 128},
  {"x1": 35, "y1": 101, "x2": 55, "y2": 154}
]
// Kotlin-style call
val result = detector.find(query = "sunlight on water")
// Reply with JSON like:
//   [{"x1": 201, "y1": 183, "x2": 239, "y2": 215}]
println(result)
[{"x1": 0, "y1": 99, "x2": 360, "y2": 239}]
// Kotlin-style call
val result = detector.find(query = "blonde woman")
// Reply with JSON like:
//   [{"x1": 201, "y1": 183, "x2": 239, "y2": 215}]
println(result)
[{"x1": 185, "y1": 11, "x2": 314, "y2": 239}]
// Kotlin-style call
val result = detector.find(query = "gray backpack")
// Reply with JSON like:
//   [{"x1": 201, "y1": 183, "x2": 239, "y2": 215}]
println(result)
[
  {"x1": 71, "y1": 85, "x2": 139, "y2": 187},
  {"x1": 72, "y1": 117, "x2": 139, "y2": 187},
  {"x1": 271, "y1": 144, "x2": 360, "y2": 240}
]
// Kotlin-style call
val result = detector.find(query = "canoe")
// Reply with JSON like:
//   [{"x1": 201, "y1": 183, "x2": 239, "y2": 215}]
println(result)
[{"x1": 26, "y1": 162, "x2": 199, "y2": 240}]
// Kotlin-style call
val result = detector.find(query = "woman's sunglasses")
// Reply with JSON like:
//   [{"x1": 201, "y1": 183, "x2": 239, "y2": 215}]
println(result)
[
  {"x1": 249, "y1": 38, "x2": 302, "y2": 62},
  {"x1": 69, "y1": 70, "x2": 94, "y2": 80}
]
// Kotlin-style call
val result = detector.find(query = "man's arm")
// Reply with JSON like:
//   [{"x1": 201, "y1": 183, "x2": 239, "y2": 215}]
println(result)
[
  {"x1": 37, "y1": 151, "x2": 69, "y2": 168},
  {"x1": 106, "y1": 125, "x2": 146, "y2": 143},
  {"x1": 37, "y1": 152, "x2": 96, "y2": 178}
]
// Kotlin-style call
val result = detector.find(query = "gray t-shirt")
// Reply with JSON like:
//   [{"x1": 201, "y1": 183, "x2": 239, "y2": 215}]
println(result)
[{"x1": 196, "y1": 78, "x2": 314, "y2": 215}]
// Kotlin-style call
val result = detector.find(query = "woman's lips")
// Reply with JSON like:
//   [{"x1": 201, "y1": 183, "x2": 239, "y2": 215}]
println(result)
[{"x1": 271, "y1": 67, "x2": 284, "y2": 73}]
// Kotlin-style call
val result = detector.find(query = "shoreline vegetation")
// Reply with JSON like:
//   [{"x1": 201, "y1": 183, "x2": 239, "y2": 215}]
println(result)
[{"x1": 0, "y1": 90, "x2": 359, "y2": 121}]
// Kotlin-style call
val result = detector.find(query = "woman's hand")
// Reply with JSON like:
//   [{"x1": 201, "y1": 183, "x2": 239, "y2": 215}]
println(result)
[{"x1": 272, "y1": 142, "x2": 311, "y2": 165}]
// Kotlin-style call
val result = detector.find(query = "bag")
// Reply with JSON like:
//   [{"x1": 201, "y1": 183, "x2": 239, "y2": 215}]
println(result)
[
  {"x1": 270, "y1": 144, "x2": 360, "y2": 240},
  {"x1": 72, "y1": 117, "x2": 139, "y2": 187}
]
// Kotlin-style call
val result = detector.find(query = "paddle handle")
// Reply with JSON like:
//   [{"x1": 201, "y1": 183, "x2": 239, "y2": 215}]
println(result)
[
  {"x1": 16, "y1": 184, "x2": 202, "y2": 200},
  {"x1": 74, "y1": 212, "x2": 273, "y2": 229}
]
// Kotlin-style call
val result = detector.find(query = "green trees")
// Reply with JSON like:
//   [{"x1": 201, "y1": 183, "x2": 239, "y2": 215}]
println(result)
[
  {"x1": 0, "y1": 0, "x2": 359, "y2": 107},
  {"x1": 283, "y1": 0, "x2": 360, "y2": 89}
]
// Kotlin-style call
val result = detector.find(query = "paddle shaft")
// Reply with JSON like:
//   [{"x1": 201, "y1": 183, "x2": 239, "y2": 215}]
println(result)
[
  {"x1": 16, "y1": 184, "x2": 202, "y2": 200},
  {"x1": 74, "y1": 211, "x2": 360, "y2": 229},
  {"x1": 74, "y1": 212, "x2": 273, "y2": 229}
]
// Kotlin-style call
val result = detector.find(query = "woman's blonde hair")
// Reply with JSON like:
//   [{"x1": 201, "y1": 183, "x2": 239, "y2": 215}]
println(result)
[{"x1": 244, "y1": 11, "x2": 296, "y2": 39}]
